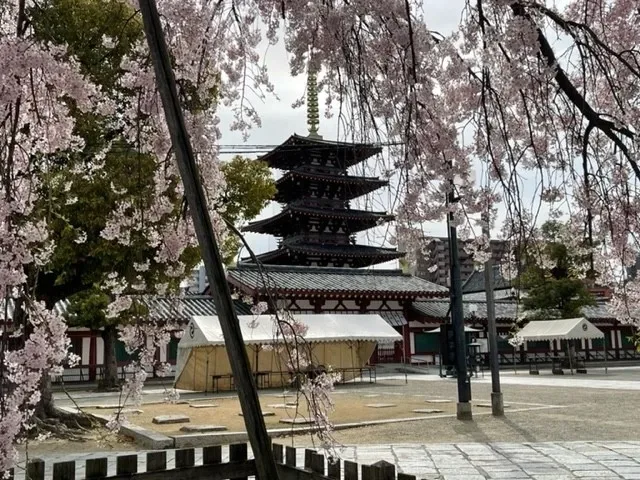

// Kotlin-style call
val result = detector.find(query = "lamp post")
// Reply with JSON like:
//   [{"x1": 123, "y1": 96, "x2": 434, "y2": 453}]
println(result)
[{"x1": 446, "y1": 181, "x2": 472, "y2": 420}]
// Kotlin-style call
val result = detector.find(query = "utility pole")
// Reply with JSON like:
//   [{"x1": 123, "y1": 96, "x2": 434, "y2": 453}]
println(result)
[
  {"x1": 482, "y1": 213, "x2": 504, "y2": 416},
  {"x1": 138, "y1": 2, "x2": 280, "y2": 478},
  {"x1": 447, "y1": 186, "x2": 472, "y2": 420}
]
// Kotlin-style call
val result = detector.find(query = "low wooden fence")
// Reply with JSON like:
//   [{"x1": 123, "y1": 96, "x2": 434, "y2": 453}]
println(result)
[{"x1": 5, "y1": 443, "x2": 418, "y2": 480}]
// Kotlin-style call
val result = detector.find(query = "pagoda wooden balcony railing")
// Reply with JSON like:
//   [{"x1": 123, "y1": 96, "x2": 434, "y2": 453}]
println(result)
[
  {"x1": 279, "y1": 233, "x2": 353, "y2": 247},
  {"x1": 290, "y1": 197, "x2": 349, "y2": 210}
]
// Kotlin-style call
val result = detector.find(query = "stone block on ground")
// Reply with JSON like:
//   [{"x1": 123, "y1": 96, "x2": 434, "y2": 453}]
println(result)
[
  {"x1": 279, "y1": 417, "x2": 314, "y2": 425},
  {"x1": 179, "y1": 425, "x2": 227, "y2": 433},
  {"x1": 121, "y1": 409, "x2": 143, "y2": 415},
  {"x1": 239, "y1": 411, "x2": 275, "y2": 417},
  {"x1": 366, "y1": 403, "x2": 397, "y2": 408},
  {"x1": 413, "y1": 409, "x2": 444, "y2": 414},
  {"x1": 267, "y1": 404, "x2": 297, "y2": 409},
  {"x1": 152, "y1": 414, "x2": 190, "y2": 425},
  {"x1": 189, "y1": 403, "x2": 218, "y2": 409},
  {"x1": 425, "y1": 399, "x2": 452, "y2": 403}
]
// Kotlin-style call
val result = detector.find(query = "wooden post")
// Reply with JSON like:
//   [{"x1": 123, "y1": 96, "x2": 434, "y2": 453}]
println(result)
[
  {"x1": 327, "y1": 459, "x2": 341, "y2": 479},
  {"x1": 146, "y1": 451, "x2": 166, "y2": 472},
  {"x1": 137, "y1": 1, "x2": 280, "y2": 479},
  {"x1": 230, "y1": 443, "x2": 249, "y2": 480},
  {"x1": 203, "y1": 445, "x2": 222, "y2": 465},
  {"x1": 311, "y1": 453, "x2": 324, "y2": 474},
  {"x1": 273, "y1": 443, "x2": 284, "y2": 464},
  {"x1": 344, "y1": 460, "x2": 358, "y2": 479},
  {"x1": 116, "y1": 454, "x2": 138, "y2": 475},
  {"x1": 175, "y1": 449, "x2": 195, "y2": 468},
  {"x1": 26, "y1": 460, "x2": 45, "y2": 480},
  {"x1": 304, "y1": 449, "x2": 314, "y2": 470},
  {"x1": 285, "y1": 446, "x2": 297, "y2": 467},
  {"x1": 398, "y1": 474, "x2": 417, "y2": 480},
  {"x1": 372, "y1": 460, "x2": 395, "y2": 480},
  {"x1": 52, "y1": 461, "x2": 75, "y2": 480},
  {"x1": 85, "y1": 458, "x2": 108, "y2": 479}
]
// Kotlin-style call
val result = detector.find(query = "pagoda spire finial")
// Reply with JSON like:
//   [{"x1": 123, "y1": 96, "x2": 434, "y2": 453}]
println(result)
[{"x1": 307, "y1": 68, "x2": 322, "y2": 139}]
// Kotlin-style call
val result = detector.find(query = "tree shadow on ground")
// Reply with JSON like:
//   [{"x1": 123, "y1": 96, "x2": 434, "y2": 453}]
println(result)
[{"x1": 451, "y1": 414, "x2": 538, "y2": 443}]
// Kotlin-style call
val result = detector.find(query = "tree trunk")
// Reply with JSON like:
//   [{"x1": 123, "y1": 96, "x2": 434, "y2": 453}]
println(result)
[
  {"x1": 35, "y1": 372, "x2": 56, "y2": 418},
  {"x1": 100, "y1": 325, "x2": 119, "y2": 390}
]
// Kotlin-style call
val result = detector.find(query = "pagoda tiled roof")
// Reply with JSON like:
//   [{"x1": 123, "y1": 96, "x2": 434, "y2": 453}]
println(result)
[
  {"x1": 274, "y1": 170, "x2": 388, "y2": 202},
  {"x1": 244, "y1": 243, "x2": 405, "y2": 268},
  {"x1": 242, "y1": 205, "x2": 394, "y2": 235},
  {"x1": 260, "y1": 134, "x2": 381, "y2": 170},
  {"x1": 227, "y1": 263, "x2": 448, "y2": 299}
]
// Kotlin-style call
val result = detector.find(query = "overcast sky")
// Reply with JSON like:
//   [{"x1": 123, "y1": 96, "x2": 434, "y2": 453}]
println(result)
[{"x1": 216, "y1": 0, "x2": 552, "y2": 267}]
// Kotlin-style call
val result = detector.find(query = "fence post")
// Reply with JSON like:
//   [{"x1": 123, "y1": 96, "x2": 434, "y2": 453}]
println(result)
[
  {"x1": 372, "y1": 460, "x2": 395, "y2": 480},
  {"x1": 116, "y1": 454, "x2": 138, "y2": 475},
  {"x1": 311, "y1": 453, "x2": 324, "y2": 474},
  {"x1": 86, "y1": 458, "x2": 108, "y2": 479},
  {"x1": 203, "y1": 445, "x2": 222, "y2": 465},
  {"x1": 285, "y1": 446, "x2": 296, "y2": 467},
  {"x1": 344, "y1": 460, "x2": 358, "y2": 479},
  {"x1": 175, "y1": 449, "x2": 195, "y2": 468},
  {"x1": 146, "y1": 451, "x2": 167, "y2": 472},
  {"x1": 304, "y1": 449, "x2": 314, "y2": 470},
  {"x1": 327, "y1": 458, "x2": 340, "y2": 479},
  {"x1": 398, "y1": 474, "x2": 417, "y2": 480},
  {"x1": 230, "y1": 443, "x2": 249, "y2": 480},
  {"x1": 273, "y1": 443, "x2": 284, "y2": 464},
  {"x1": 26, "y1": 459, "x2": 45, "y2": 480},
  {"x1": 52, "y1": 460, "x2": 75, "y2": 480}
]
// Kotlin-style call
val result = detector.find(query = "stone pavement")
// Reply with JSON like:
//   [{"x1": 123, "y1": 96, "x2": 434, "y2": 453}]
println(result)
[{"x1": 12, "y1": 441, "x2": 640, "y2": 479}]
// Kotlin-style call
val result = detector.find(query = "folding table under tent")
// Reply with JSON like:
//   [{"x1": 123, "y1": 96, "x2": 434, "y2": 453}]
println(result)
[
  {"x1": 174, "y1": 314, "x2": 403, "y2": 392},
  {"x1": 517, "y1": 317, "x2": 607, "y2": 374}
]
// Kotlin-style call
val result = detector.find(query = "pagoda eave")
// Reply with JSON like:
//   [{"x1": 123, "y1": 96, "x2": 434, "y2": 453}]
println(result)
[
  {"x1": 260, "y1": 134, "x2": 382, "y2": 170},
  {"x1": 242, "y1": 207, "x2": 395, "y2": 235},
  {"x1": 274, "y1": 171, "x2": 388, "y2": 202},
  {"x1": 242, "y1": 244, "x2": 405, "y2": 268}
]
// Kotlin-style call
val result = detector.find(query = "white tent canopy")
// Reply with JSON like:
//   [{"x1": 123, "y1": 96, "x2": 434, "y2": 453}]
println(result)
[
  {"x1": 518, "y1": 317, "x2": 604, "y2": 341},
  {"x1": 181, "y1": 314, "x2": 403, "y2": 348},
  {"x1": 175, "y1": 314, "x2": 403, "y2": 391}
]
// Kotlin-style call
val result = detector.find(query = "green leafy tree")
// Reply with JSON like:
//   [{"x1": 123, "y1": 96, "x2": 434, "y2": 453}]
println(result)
[
  {"x1": 29, "y1": 0, "x2": 274, "y2": 390},
  {"x1": 519, "y1": 221, "x2": 595, "y2": 319}
]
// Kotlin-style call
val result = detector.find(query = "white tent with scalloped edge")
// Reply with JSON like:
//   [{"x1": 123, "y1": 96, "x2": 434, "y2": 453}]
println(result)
[
  {"x1": 518, "y1": 317, "x2": 607, "y2": 374},
  {"x1": 175, "y1": 314, "x2": 402, "y2": 391},
  {"x1": 518, "y1": 317, "x2": 604, "y2": 341}
]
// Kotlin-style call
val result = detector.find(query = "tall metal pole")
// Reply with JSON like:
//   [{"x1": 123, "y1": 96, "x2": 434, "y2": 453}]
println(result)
[
  {"x1": 138, "y1": 2, "x2": 279, "y2": 478},
  {"x1": 482, "y1": 213, "x2": 504, "y2": 416},
  {"x1": 447, "y1": 188, "x2": 472, "y2": 420}
]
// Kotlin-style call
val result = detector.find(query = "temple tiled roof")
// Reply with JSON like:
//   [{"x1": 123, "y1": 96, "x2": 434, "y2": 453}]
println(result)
[
  {"x1": 228, "y1": 263, "x2": 448, "y2": 299},
  {"x1": 57, "y1": 296, "x2": 252, "y2": 323},
  {"x1": 260, "y1": 134, "x2": 381, "y2": 170},
  {"x1": 412, "y1": 300, "x2": 616, "y2": 322}
]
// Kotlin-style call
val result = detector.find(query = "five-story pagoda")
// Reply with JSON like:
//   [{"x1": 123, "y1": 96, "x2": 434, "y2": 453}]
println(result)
[{"x1": 242, "y1": 72, "x2": 404, "y2": 268}]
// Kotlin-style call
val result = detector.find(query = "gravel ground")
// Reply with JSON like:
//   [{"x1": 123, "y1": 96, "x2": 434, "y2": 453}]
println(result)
[{"x1": 312, "y1": 375, "x2": 640, "y2": 446}]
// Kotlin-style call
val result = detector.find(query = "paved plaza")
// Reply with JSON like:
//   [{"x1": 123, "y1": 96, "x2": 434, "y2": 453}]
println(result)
[
  {"x1": 13, "y1": 365, "x2": 638, "y2": 479},
  {"x1": 12, "y1": 441, "x2": 640, "y2": 479}
]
